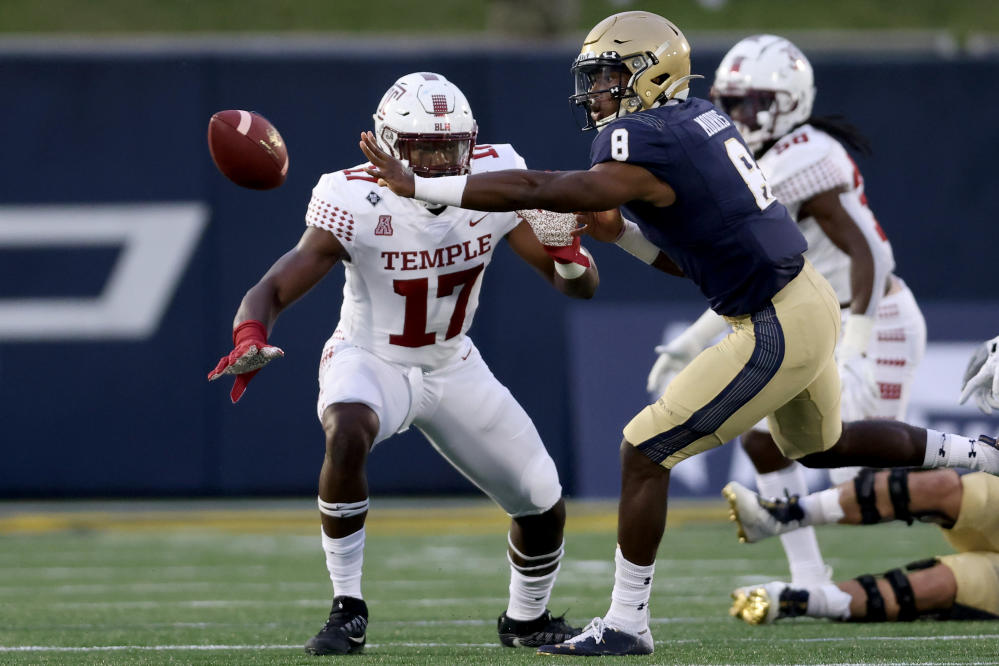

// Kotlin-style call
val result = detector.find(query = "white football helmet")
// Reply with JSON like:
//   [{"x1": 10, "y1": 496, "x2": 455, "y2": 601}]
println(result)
[
  {"x1": 711, "y1": 35, "x2": 816, "y2": 153},
  {"x1": 372, "y1": 72, "x2": 477, "y2": 177}
]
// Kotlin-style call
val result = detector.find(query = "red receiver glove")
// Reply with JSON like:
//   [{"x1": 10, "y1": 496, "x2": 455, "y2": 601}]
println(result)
[
  {"x1": 543, "y1": 236, "x2": 591, "y2": 267},
  {"x1": 207, "y1": 320, "x2": 284, "y2": 403}
]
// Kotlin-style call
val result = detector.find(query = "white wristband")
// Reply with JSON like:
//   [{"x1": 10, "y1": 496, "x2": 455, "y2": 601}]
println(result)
[
  {"x1": 841, "y1": 313, "x2": 874, "y2": 358},
  {"x1": 614, "y1": 219, "x2": 659, "y2": 264},
  {"x1": 413, "y1": 174, "x2": 467, "y2": 207},
  {"x1": 554, "y1": 247, "x2": 591, "y2": 279},
  {"x1": 555, "y1": 261, "x2": 587, "y2": 279}
]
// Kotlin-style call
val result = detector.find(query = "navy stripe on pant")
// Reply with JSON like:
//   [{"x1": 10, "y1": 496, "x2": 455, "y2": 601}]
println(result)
[{"x1": 636, "y1": 305, "x2": 785, "y2": 464}]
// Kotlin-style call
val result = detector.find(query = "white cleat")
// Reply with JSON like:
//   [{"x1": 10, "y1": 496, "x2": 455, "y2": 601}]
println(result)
[{"x1": 722, "y1": 481, "x2": 804, "y2": 544}]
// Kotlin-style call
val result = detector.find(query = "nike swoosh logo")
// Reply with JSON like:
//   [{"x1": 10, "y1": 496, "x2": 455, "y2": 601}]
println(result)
[
  {"x1": 469, "y1": 215, "x2": 487, "y2": 227},
  {"x1": 347, "y1": 633, "x2": 366, "y2": 644}
]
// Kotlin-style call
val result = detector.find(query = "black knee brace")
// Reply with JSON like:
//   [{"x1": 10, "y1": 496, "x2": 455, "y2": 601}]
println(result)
[
  {"x1": 904, "y1": 557, "x2": 939, "y2": 571},
  {"x1": 853, "y1": 469, "x2": 881, "y2": 524},
  {"x1": 887, "y1": 468, "x2": 913, "y2": 525},
  {"x1": 884, "y1": 568, "x2": 918, "y2": 621},
  {"x1": 854, "y1": 574, "x2": 887, "y2": 621}
]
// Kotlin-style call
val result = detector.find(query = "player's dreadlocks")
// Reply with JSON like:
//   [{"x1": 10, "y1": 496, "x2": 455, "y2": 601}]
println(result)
[{"x1": 804, "y1": 114, "x2": 872, "y2": 157}]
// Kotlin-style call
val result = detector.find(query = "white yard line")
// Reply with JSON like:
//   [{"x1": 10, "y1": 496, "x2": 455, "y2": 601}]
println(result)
[{"x1": 2, "y1": 635, "x2": 998, "y2": 655}]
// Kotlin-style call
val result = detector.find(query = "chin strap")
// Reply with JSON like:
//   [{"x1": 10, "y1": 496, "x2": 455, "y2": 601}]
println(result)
[{"x1": 662, "y1": 74, "x2": 703, "y2": 101}]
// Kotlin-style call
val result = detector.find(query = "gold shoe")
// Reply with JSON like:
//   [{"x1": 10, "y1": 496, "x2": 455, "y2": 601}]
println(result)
[
  {"x1": 729, "y1": 589, "x2": 750, "y2": 617},
  {"x1": 722, "y1": 484, "x2": 749, "y2": 543},
  {"x1": 738, "y1": 587, "x2": 773, "y2": 625}
]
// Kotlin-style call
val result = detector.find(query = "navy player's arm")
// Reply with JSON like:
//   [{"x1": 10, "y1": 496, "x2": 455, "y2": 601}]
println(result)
[
  {"x1": 504, "y1": 219, "x2": 598, "y2": 299},
  {"x1": 798, "y1": 188, "x2": 875, "y2": 314},
  {"x1": 359, "y1": 131, "x2": 674, "y2": 213},
  {"x1": 234, "y1": 226, "x2": 347, "y2": 331},
  {"x1": 574, "y1": 209, "x2": 684, "y2": 277}
]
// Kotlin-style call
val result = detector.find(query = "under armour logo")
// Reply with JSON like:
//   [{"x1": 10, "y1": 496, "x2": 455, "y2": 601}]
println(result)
[
  {"x1": 637, "y1": 603, "x2": 645, "y2": 610},
  {"x1": 969, "y1": 442, "x2": 977, "y2": 459},
  {"x1": 643, "y1": 577, "x2": 651, "y2": 585},
  {"x1": 367, "y1": 191, "x2": 381, "y2": 206}
]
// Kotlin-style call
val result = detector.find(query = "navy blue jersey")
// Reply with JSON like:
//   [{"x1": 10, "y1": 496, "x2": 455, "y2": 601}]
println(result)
[{"x1": 591, "y1": 97, "x2": 806, "y2": 316}]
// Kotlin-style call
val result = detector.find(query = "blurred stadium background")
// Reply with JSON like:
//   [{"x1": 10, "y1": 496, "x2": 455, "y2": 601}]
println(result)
[{"x1": 2, "y1": 1, "x2": 999, "y2": 662}]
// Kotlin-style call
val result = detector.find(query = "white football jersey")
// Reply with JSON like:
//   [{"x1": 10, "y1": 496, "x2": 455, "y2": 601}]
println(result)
[
  {"x1": 758, "y1": 125, "x2": 895, "y2": 313},
  {"x1": 306, "y1": 143, "x2": 525, "y2": 369}
]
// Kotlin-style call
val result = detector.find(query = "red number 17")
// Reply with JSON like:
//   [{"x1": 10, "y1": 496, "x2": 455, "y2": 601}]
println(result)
[{"x1": 389, "y1": 264, "x2": 485, "y2": 347}]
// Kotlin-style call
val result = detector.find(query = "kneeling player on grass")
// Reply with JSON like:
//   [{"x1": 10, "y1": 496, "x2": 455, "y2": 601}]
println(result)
[
  {"x1": 725, "y1": 470, "x2": 999, "y2": 624},
  {"x1": 208, "y1": 72, "x2": 596, "y2": 655}
]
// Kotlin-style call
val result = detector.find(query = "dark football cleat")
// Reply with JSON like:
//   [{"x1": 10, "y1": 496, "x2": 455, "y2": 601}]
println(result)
[
  {"x1": 304, "y1": 596, "x2": 368, "y2": 655},
  {"x1": 498, "y1": 609, "x2": 581, "y2": 648},
  {"x1": 536, "y1": 617, "x2": 653, "y2": 656}
]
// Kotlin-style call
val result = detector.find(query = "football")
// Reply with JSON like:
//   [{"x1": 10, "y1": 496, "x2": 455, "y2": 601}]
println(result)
[{"x1": 207, "y1": 110, "x2": 289, "y2": 190}]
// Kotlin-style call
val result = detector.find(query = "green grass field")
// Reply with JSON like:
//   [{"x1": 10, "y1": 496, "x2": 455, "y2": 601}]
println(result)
[
  {"x1": 1, "y1": 0, "x2": 998, "y2": 36},
  {"x1": 1, "y1": 499, "x2": 996, "y2": 665}
]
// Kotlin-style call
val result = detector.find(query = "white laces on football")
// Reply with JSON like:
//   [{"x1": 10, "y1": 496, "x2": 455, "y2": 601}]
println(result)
[{"x1": 565, "y1": 617, "x2": 606, "y2": 644}]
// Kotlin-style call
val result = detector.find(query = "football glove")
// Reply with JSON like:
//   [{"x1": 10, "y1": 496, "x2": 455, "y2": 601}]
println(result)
[
  {"x1": 959, "y1": 335, "x2": 999, "y2": 415},
  {"x1": 838, "y1": 352, "x2": 879, "y2": 421},
  {"x1": 647, "y1": 344, "x2": 694, "y2": 398},
  {"x1": 836, "y1": 314, "x2": 878, "y2": 421},
  {"x1": 208, "y1": 319, "x2": 284, "y2": 403},
  {"x1": 647, "y1": 309, "x2": 729, "y2": 399}
]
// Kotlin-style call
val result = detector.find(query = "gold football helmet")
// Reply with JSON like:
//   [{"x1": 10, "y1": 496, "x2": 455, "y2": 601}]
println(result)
[{"x1": 571, "y1": 11, "x2": 700, "y2": 131}]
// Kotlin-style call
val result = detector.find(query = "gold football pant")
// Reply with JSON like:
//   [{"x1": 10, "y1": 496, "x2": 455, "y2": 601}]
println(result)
[
  {"x1": 938, "y1": 472, "x2": 999, "y2": 616},
  {"x1": 625, "y1": 261, "x2": 843, "y2": 469}
]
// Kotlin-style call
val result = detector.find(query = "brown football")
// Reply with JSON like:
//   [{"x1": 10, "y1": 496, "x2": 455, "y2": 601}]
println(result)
[{"x1": 207, "y1": 110, "x2": 289, "y2": 190}]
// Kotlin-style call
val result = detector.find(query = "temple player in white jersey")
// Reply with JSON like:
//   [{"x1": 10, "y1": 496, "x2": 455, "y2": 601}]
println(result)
[
  {"x1": 645, "y1": 35, "x2": 927, "y2": 597},
  {"x1": 207, "y1": 72, "x2": 597, "y2": 655}
]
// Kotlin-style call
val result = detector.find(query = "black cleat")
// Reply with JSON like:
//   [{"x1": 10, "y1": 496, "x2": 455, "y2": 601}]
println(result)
[
  {"x1": 304, "y1": 596, "x2": 368, "y2": 655},
  {"x1": 498, "y1": 609, "x2": 581, "y2": 648}
]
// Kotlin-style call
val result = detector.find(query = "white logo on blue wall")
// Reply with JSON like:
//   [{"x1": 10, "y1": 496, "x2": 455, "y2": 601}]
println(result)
[{"x1": 0, "y1": 203, "x2": 207, "y2": 341}]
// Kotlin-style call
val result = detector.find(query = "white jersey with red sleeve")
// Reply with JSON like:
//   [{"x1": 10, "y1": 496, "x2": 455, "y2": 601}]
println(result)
[
  {"x1": 305, "y1": 143, "x2": 525, "y2": 369},
  {"x1": 758, "y1": 124, "x2": 895, "y2": 316}
]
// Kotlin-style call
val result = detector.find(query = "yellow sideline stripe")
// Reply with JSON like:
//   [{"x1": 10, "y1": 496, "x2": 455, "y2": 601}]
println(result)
[{"x1": 0, "y1": 500, "x2": 727, "y2": 536}]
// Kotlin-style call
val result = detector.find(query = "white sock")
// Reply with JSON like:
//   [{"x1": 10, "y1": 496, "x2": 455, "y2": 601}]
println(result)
[
  {"x1": 506, "y1": 566, "x2": 559, "y2": 621},
  {"x1": 800, "y1": 488, "x2": 845, "y2": 526},
  {"x1": 805, "y1": 583, "x2": 852, "y2": 620},
  {"x1": 604, "y1": 546, "x2": 654, "y2": 632},
  {"x1": 923, "y1": 429, "x2": 999, "y2": 473},
  {"x1": 321, "y1": 527, "x2": 365, "y2": 600},
  {"x1": 505, "y1": 536, "x2": 563, "y2": 621},
  {"x1": 756, "y1": 465, "x2": 830, "y2": 585}
]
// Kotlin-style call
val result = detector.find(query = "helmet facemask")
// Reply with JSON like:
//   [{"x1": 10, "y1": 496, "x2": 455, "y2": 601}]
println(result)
[
  {"x1": 571, "y1": 55, "x2": 644, "y2": 131},
  {"x1": 372, "y1": 72, "x2": 478, "y2": 182},
  {"x1": 378, "y1": 127, "x2": 476, "y2": 177},
  {"x1": 711, "y1": 89, "x2": 779, "y2": 153}
]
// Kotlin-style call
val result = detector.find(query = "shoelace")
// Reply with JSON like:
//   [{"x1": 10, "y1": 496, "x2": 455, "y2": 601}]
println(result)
[{"x1": 564, "y1": 617, "x2": 605, "y2": 645}]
